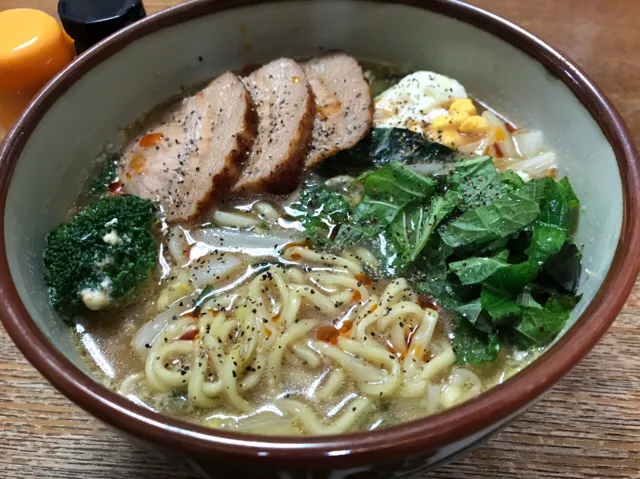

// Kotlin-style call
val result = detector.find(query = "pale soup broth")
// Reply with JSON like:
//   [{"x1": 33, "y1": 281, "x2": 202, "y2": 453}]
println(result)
[{"x1": 50, "y1": 59, "x2": 578, "y2": 436}]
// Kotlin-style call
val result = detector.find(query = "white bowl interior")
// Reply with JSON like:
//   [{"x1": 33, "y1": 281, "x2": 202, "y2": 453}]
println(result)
[{"x1": 4, "y1": 0, "x2": 621, "y2": 371}]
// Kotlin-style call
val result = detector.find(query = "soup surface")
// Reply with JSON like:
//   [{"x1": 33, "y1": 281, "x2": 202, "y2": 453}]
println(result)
[{"x1": 45, "y1": 55, "x2": 582, "y2": 435}]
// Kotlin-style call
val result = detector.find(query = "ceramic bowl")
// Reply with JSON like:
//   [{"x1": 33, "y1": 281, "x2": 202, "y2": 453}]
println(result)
[{"x1": 1, "y1": 1, "x2": 638, "y2": 477}]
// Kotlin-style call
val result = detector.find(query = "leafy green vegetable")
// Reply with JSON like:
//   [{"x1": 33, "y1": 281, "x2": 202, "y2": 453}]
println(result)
[
  {"x1": 440, "y1": 185, "x2": 540, "y2": 248},
  {"x1": 516, "y1": 288, "x2": 543, "y2": 308},
  {"x1": 389, "y1": 191, "x2": 459, "y2": 266},
  {"x1": 514, "y1": 295, "x2": 577, "y2": 347},
  {"x1": 339, "y1": 199, "x2": 400, "y2": 242},
  {"x1": 298, "y1": 184, "x2": 352, "y2": 224},
  {"x1": 456, "y1": 298, "x2": 483, "y2": 324},
  {"x1": 480, "y1": 287, "x2": 521, "y2": 321},
  {"x1": 557, "y1": 176, "x2": 580, "y2": 233},
  {"x1": 337, "y1": 163, "x2": 436, "y2": 244},
  {"x1": 452, "y1": 316, "x2": 501, "y2": 364},
  {"x1": 492, "y1": 249, "x2": 510, "y2": 262},
  {"x1": 450, "y1": 254, "x2": 539, "y2": 320},
  {"x1": 367, "y1": 128, "x2": 455, "y2": 166},
  {"x1": 483, "y1": 259, "x2": 540, "y2": 296},
  {"x1": 513, "y1": 177, "x2": 555, "y2": 203},
  {"x1": 498, "y1": 169, "x2": 525, "y2": 189},
  {"x1": 89, "y1": 153, "x2": 119, "y2": 198},
  {"x1": 449, "y1": 255, "x2": 509, "y2": 286},
  {"x1": 526, "y1": 181, "x2": 570, "y2": 263},
  {"x1": 456, "y1": 298, "x2": 494, "y2": 333},
  {"x1": 289, "y1": 184, "x2": 351, "y2": 245},
  {"x1": 295, "y1": 154, "x2": 582, "y2": 365},
  {"x1": 316, "y1": 128, "x2": 455, "y2": 177},
  {"x1": 44, "y1": 195, "x2": 158, "y2": 313},
  {"x1": 449, "y1": 156, "x2": 509, "y2": 211},
  {"x1": 388, "y1": 201, "x2": 435, "y2": 263},
  {"x1": 556, "y1": 177, "x2": 579, "y2": 209},
  {"x1": 426, "y1": 169, "x2": 579, "y2": 361},
  {"x1": 542, "y1": 243, "x2": 582, "y2": 294},
  {"x1": 193, "y1": 285, "x2": 215, "y2": 316},
  {"x1": 411, "y1": 238, "x2": 452, "y2": 298},
  {"x1": 470, "y1": 236, "x2": 511, "y2": 256},
  {"x1": 361, "y1": 161, "x2": 437, "y2": 203}
]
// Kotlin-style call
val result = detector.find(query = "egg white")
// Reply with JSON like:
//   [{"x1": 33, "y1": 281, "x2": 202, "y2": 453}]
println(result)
[{"x1": 373, "y1": 71, "x2": 467, "y2": 132}]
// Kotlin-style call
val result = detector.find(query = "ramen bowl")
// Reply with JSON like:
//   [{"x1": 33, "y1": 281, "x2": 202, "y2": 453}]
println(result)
[{"x1": 0, "y1": 1, "x2": 638, "y2": 477}]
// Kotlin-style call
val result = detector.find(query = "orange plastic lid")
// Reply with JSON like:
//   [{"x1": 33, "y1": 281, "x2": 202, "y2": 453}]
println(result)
[{"x1": 0, "y1": 9, "x2": 75, "y2": 129}]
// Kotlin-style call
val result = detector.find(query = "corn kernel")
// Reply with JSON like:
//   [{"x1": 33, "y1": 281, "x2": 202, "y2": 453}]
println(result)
[
  {"x1": 431, "y1": 115, "x2": 452, "y2": 130},
  {"x1": 449, "y1": 98, "x2": 477, "y2": 117},
  {"x1": 449, "y1": 110, "x2": 470, "y2": 126},
  {"x1": 440, "y1": 129, "x2": 463, "y2": 147},
  {"x1": 459, "y1": 116, "x2": 489, "y2": 135}
]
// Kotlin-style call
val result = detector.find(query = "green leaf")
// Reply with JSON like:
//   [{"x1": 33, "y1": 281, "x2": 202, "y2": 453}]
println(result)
[
  {"x1": 316, "y1": 128, "x2": 455, "y2": 177},
  {"x1": 556, "y1": 176, "x2": 580, "y2": 233},
  {"x1": 512, "y1": 177, "x2": 554, "y2": 203},
  {"x1": 289, "y1": 184, "x2": 351, "y2": 245},
  {"x1": 389, "y1": 202, "x2": 435, "y2": 263},
  {"x1": 456, "y1": 298, "x2": 483, "y2": 323},
  {"x1": 450, "y1": 252, "x2": 539, "y2": 294},
  {"x1": 449, "y1": 156, "x2": 509, "y2": 211},
  {"x1": 492, "y1": 249, "x2": 510, "y2": 262},
  {"x1": 452, "y1": 315, "x2": 501, "y2": 364},
  {"x1": 336, "y1": 198, "x2": 401, "y2": 244},
  {"x1": 517, "y1": 289, "x2": 543, "y2": 309},
  {"x1": 449, "y1": 256, "x2": 508, "y2": 285},
  {"x1": 89, "y1": 153, "x2": 119, "y2": 198},
  {"x1": 514, "y1": 295, "x2": 576, "y2": 345},
  {"x1": 498, "y1": 169, "x2": 525, "y2": 189},
  {"x1": 556, "y1": 177, "x2": 579, "y2": 209},
  {"x1": 484, "y1": 259, "x2": 540, "y2": 296},
  {"x1": 389, "y1": 191, "x2": 460, "y2": 266},
  {"x1": 299, "y1": 185, "x2": 351, "y2": 223},
  {"x1": 542, "y1": 243, "x2": 582, "y2": 294},
  {"x1": 526, "y1": 181, "x2": 570, "y2": 263},
  {"x1": 368, "y1": 128, "x2": 455, "y2": 166},
  {"x1": 450, "y1": 253, "x2": 537, "y2": 321},
  {"x1": 481, "y1": 287, "x2": 521, "y2": 320},
  {"x1": 456, "y1": 298, "x2": 493, "y2": 333},
  {"x1": 336, "y1": 163, "x2": 437, "y2": 245},
  {"x1": 193, "y1": 285, "x2": 215, "y2": 316},
  {"x1": 412, "y1": 239, "x2": 452, "y2": 298},
  {"x1": 440, "y1": 185, "x2": 540, "y2": 248},
  {"x1": 470, "y1": 236, "x2": 511, "y2": 256},
  {"x1": 362, "y1": 162, "x2": 437, "y2": 204}
]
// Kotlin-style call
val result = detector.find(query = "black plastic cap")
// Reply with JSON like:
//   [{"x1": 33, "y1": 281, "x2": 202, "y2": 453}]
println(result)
[{"x1": 58, "y1": 0, "x2": 147, "y2": 54}]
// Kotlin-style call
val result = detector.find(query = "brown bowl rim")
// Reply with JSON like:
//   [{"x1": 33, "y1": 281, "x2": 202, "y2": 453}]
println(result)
[{"x1": 0, "y1": 0, "x2": 638, "y2": 469}]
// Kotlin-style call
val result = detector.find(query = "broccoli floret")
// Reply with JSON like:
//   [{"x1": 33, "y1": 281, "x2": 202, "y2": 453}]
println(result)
[
  {"x1": 89, "y1": 153, "x2": 119, "y2": 199},
  {"x1": 44, "y1": 195, "x2": 158, "y2": 313}
]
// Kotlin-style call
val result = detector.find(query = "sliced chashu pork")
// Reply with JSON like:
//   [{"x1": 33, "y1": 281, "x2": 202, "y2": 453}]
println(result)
[
  {"x1": 304, "y1": 52, "x2": 374, "y2": 168},
  {"x1": 232, "y1": 58, "x2": 314, "y2": 196},
  {"x1": 121, "y1": 72, "x2": 256, "y2": 222}
]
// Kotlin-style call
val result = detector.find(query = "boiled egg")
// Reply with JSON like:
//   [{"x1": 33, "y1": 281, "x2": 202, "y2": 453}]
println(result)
[{"x1": 373, "y1": 71, "x2": 468, "y2": 133}]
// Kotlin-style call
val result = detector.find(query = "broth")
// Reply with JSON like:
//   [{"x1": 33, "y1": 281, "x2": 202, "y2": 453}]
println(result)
[
  {"x1": 78, "y1": 230, "x2": 538, "y2": 434},
  {"x1": 53, "y1": 59, "x2": 575, "y2": 436}
]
